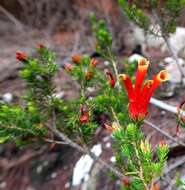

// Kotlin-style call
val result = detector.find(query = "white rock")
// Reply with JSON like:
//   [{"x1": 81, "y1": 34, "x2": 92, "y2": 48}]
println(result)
[
  {"x1": 26, "y1": 187, "x2": 35, "y2": 190},
  {"x1": 132, "y1": 25, "x2": 185, "y2": 55},
  {"x1": 110, "y1": 156, "x2": 116, "y2": 163},
  {"x1": 36, "y1": 165, "x2": 43, "y2": 174},
  {"x1": 51, "y1": 172, "x2": 57, "y2": 179},
  {"x1": 65, "y1": 182, "x2": 70, "y2": 189},
  {"x1": 2, "y1": 93, "x2": 13, "y2": 103},
  {"x1": 131, "y1": 24, "x2": 163, "y2": 49},
  {"x1": 54, "y1": 91, "x2": 65, "y2": 99},
  {"x1": 91, "y1": 144, "x2": 102, "y2": 157},
  {"x1": 0, "y1": 182, "x2": 6, "y2": 189},
  {"x1": 72, "y1": 144, "x2": 102, "y2": 186},
  {"x1": 168, "y1": 27, "x2": 185, "y2": 55},
  {"x1": 132, "y1": 25, "x2": 145, "y2": 45},
  {"x1": 87, "y1": 87, "x2": 95, "y2": 93},
  {"x1": 105, "y1": 142, "x2": 111, "y2": 148},
  {"x1": 104, "y1": 61, "x2": 110, "y2": 66},
  {"x1": 128, "y1": 53, "x2": 145, "y2": 63},
  {"x1": 164, "y1": 57, "x2": 185, "y2": 83}
]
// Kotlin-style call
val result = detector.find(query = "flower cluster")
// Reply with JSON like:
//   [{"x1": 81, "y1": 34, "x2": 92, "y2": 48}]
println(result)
[{"x1": 119, "y1": 58, "x2": 170, "y2": 120}]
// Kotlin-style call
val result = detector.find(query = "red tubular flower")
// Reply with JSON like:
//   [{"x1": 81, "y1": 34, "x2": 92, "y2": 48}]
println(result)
[
  {"x1": 119, "y1": 58, "x2": 170, "y2": 120},
  {"x1": 119, "y1": 74, "x2": 134, "y2": 101},
  {"x1": 106, "y1": 71, "x2": 116, "y2": 88},
  {"x1": 134, "y1": 58, "x2": 150, "y2": 95},
  {"x1": 16, "y1": 52, "x2": 27, "y2": 62}
]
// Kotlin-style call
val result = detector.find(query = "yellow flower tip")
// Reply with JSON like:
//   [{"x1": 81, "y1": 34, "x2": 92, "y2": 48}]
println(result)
[
  {"x1": 112, "y1": 122, "x2": 121, "y2": 131},
  {"x1": 157, "y1": 70, "x2": 170, "y2": 82},
  {"x1": 119, "y1": 74, "x2": 127, "y2": 81},
  {"x1": 140, "y1": 140, "x2": 150, "y2": 153},
  {"x1": 145, "y1": 80, "x2": 153, "y2": 88},
  {"x1": 138, "y1": 58, "x2": 150, "y2": 71}
]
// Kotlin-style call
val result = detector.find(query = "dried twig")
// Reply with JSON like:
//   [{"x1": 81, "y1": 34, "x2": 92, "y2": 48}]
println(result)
[
  {"x1": 151, "y1": 8, "x2": 185, "y2": 81},
  {"x1": 44, "y1": 138, "x2": 68, "y2": 145},
  {"x1": 0, "y1": 5, "x2": 25, "y2": 31},
  {"x1": 144, "y1": 119, "x2": 185, "y2": 147},
  {"x1": 164, "y1": 155, "x2": 185, "y2": 175},
  {"x1": 46, "y1": 124, "x2": 125, "y2": 179}
]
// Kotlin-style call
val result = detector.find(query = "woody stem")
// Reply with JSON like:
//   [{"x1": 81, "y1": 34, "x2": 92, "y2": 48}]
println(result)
[
  {"x1": 133, "y1": 141, "x2": 150, "y2": 190},
  {"x1": 110, "y1": 106, "x2": 121, "y2": 126},
  {"x1": 80, "y1": 80, "x2": 85, "y2": 98},
  {"x1": 107, "y1": 47, "x2": 119, "y2": 84},
  {"x1": 152, "y1": 8, "x2": 185, "y2": 83}
]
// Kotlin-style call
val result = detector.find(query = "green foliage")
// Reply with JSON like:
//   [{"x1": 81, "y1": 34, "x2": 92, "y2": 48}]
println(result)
[
  {"x1": 119, "y1": 0, "x2": 185, "y2": 34},
  {"x1": 113, "y1": 123, "x2": 169, "y2": 189},
  {"x1": 20, "y1": 46, "x2": 58, "y2": 109},
  {"x1": 119, "y1": 0, "x2": 149, "y2": 30},
  {"x1": 90, "y1": 12, "x2": 112, "y2": 57},
  {"x1": 121, "y1": 178, "x2": 144, "y2": 190},
  {"x1": 0, "y1": 46, "x2": 59, "y2": 143},
  {"x1": 0, "y1": 103, "x2": 47, "y2": 143}
]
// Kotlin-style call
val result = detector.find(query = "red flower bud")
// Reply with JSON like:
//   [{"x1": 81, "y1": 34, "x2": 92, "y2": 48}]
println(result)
[
  {"x1": 80, "y1": 105, "x2": 89, "y2": 124},
  {"x1": 85, "y1": 71, "x2": 94, "y2": 80},
  {"x1": 106, "y1": 71, "x2": 116, "y2": 88},
  {"x1": 151, "y1": 183, "x2": 160, "y2": 190},
  {"x1": 72, "y1": 55, "x2": 81, "y2": 64},
  {"x1": 80, "y1": 112, "x2": 89, "y2": 124},
  {"x1": 159, "y1": 140, "x2": 168, "y2": 149},
  {"x1": 16, "y1": 52, "x2": 27, "y2": 62},
  {"x1": 122, "y1": 177, "x2": 130, "y2": 187},
  {"x1": 65, "y1": 63, "x2": 73, "y2": 72},
  {"x1": 37, "y1": 43, "x2": 45, "y2": 49},
  {"x1": 90, "y1": 58, "x2": 99, "y2": 67}
]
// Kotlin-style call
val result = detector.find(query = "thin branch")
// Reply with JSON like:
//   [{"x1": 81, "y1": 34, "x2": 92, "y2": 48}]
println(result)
[
  {"x1": 150, "y1": 97, "x2": 185, "y2": 117},
  {"x1": 0, "y1": 5, "x2": 25, "y2": 31},
  {"x1": 46, "y1": 124, "x2": 125, "y2": 179},
  {"x1": 44, "y1": 138, "x2": 68, "y2": 145},
  {"x1": 107, "y1": 47, "x2": 119, "y2": 84},
  {"x1": 144, "y1": 119, "x2": 185, "y2": 147},
  {"x1": 163, "y1": 155, "x2": 185, "y2": 175},
  {"x1": 1, "y1": 125, "x2": 35, "y2": 135},
  {"x1": 155, "y1": 155, "x2": 185, "y2": 187},
  {"x1": 133, "y1": 142, "x2": 149, "y2": 190},
  {"x1": 151, "y1": 8, "x2": 185, "y2": 81},
  {"x1": 110, "y1": 106, "x2": 121, "y2": 126}
]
